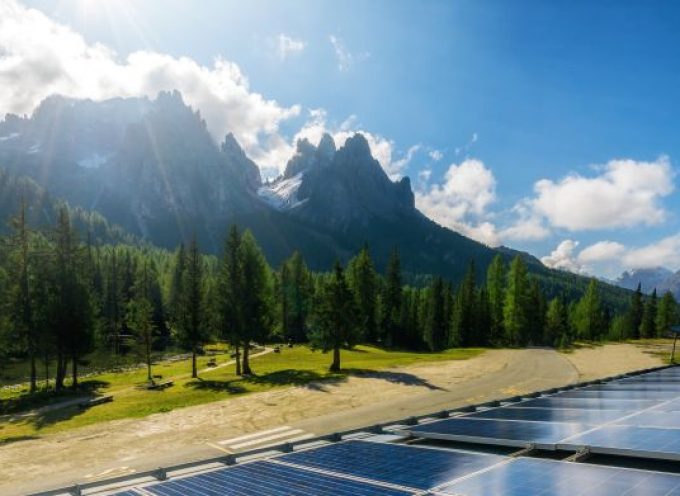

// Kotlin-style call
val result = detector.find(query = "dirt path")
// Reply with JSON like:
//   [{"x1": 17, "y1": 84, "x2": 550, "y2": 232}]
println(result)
[{"x1": 0, "y1": 343, "x2": 667, "y2": 495}]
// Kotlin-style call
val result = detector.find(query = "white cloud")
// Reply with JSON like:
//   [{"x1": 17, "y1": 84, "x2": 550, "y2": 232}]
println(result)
[
  {"x1": 541, "y1": 240, "x2": 585, "y2": 273},
  {"x1": 0, "y1": 0, "x2": 301, "y2": 173},
  {"x1": 530, "y1": 157, "x2": 674, "y2": 231},
  {"x1": 428, "y1": 149, "x2": 443, "y2": 161},
  {"x1": 277, "y1": 34, "x2": 306, "y2": 60},
  {"x1": 329, "y1": 35, "x2": 370, "y2": 71},
  {"x1": 415, "y1": 159, "x2": 501, "y2": 246},
  {"x1": 622, "y1": 234, "x2": 680, "y2": 270},
  {"x1": 577, "y1": 241, "x2": 626, "y2": 264},
  {"x1": 498, "y1": 201, "x2": 550, "y2": 242}
]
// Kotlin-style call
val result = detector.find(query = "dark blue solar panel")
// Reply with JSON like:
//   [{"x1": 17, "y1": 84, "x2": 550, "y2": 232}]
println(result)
[
  {"x1": 279, "y1": 440, "x2": 503, "y2": 490},
  {"x1": 140, "y1": 460, "x2": 411, "y2": 496},
  {"x1": 588, "y1": 384, "x2": 680, "y2": 392},
  {"x1": 440, "y1": 457, "x2": 680, "y2": 495},
  {"x1": 112, "y1": 492, "x2": 139, "y2": 496},
  {"x1": 406, "y1": 418, "x2": 592, "y2": 447},
  {"x1": 555, "y1": 389, "x2": 677, "y2": 400},
  {"x1": 560, "y1": 425, "x2": 680, "y2": 460},
  {"x1": 615, "y1": 411, "x2": 680, "y2": 429},
  {"x1": 467, "y1": 407, "x2": 629, "y2": 424},
  {"x1": 513, "y1": 397, "x2": 660, "y2": 410}
]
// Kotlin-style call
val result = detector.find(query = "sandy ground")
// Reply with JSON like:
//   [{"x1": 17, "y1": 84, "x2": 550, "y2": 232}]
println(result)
[{"x1": 0, "y1": 342, "x2": 669, "y2": 495}]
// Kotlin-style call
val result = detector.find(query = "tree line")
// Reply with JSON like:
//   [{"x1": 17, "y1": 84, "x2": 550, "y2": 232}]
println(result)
[{"x1": 0, "y1": 204, "x2": 677, "y2": 394}]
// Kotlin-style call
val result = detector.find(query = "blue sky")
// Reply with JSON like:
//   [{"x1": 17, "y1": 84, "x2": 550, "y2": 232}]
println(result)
[{"x1": 7, "y1": 0, "x2": 680, "y2": 277}]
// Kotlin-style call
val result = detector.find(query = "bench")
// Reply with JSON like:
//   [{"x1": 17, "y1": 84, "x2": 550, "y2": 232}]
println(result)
[{"x1": 78, "y1": 395, "x2": 113, "y2": 409}]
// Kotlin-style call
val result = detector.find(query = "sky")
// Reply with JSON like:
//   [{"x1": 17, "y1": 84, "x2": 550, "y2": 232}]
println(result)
[{"x1": 2, "y1": 0, "x2": 680, "y2": 279}]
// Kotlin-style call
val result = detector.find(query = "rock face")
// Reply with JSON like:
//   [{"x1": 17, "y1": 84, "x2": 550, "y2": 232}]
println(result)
[
  {"x1": 616, "y1": 267, "x2": 674, "y2": 294},
  {"x1": 0, "y1": 90, "x2": 635, "y2": 302}
]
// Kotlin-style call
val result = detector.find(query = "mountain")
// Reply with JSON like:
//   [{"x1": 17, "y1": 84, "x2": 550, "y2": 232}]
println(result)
[
  {"x1": 0, "y1": 92, "x2": 634, "y2": 307},
  {"x1": 616, "y1": 267, "x2": 674, "y2": 294}
]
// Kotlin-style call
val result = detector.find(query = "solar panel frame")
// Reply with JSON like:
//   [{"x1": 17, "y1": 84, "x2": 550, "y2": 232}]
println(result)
[
  {"x1": 510, "y1": 396, "x2": 662, "y2": 410},
  {"x1": 465, "y1": 406, "x2": 632, "y2": 424},
  {"x1": 552, "y1": 389, "x2": 679, "y2": 400}
]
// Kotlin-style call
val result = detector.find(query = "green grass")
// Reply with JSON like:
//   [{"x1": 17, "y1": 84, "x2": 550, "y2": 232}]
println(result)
[{"x1": 0, "y1": 345, "x2": 483, "y2": 443}]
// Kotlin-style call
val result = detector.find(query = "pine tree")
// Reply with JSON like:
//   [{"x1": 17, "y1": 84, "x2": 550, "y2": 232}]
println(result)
[
  {"x1": 656, "y1": 291, "x2": 678, "y2": 337},
  {"x1": 381, "y1": 248, "x2": 403, "y2": 346},
  {"x1": 503, "y1": 256, "x2": 529, "y2": 346},
  {"x1": 526, "y1": 278, "x2": 545, "y2": 345},
  {"x1": 309, "y1": 262, "x2": 359, "y2": 372},
  {"x1": 486, "y1": 254, "x2": 506, "y2": 345},
  {"x1": 451, "y1": 261, "x2": 477, "y2": 346},
  {"x1": 572, "y1": 279, "x2": 604, "y2": 341},
  {"x1": 128, "y1": 262, "x2": 156, "y2": 382},
  {"x1": 545, "y1": 297, "x2": 569, "y2": 346},
  {"x1": 179, "y1": 236, "x2": 207, "y2": 379},
  {"x1": 424, "y1": 277, "x2": 448, "y2": 351},
  {"x1": 476, "y1": 285, "x2": 492, "y2": 346},
  {"x1": 238, "y1": 230, "x2": 272, "y2": 375},
  {"x1": 347, "y1": 246, "x2": 378, "y2": 343},
  {"x1": 628, "y1": 283, "x2": 644, "y2": 339},
  {"x1": 640, "y1": 289, "x2": 658, "y2": 339},
  {"x1": 279, "y1": 251, "x2": 313, "y2": 344},
  {"x1": 219, "y1": 225, "x2": 243, "y2": 374}
]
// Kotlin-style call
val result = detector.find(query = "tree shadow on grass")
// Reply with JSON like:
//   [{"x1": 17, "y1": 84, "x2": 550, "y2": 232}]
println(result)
[
  {"x1": 184, "y1": 378, "x2": 248, "y2": 395},
  {"x1": 0, "y1": 435, "x2": 40, "y2": 445}
]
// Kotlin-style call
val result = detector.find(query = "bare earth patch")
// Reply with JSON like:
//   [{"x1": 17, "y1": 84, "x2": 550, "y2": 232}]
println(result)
[{"x1": 0, "y1": 343, "x2": 669, "y2": 495}]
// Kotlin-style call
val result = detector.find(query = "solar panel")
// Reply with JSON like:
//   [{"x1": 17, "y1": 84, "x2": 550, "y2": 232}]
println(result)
[
  {"x1": 137, "y1": 460, "x2": 411, "y2": 496},
  {"x1": 438, "y1": 457, "x2": 680, "y2": 495},
  {"x1": 587, "y1": 384, "x2": 680, "y2": 392},
  {"x1": 559, "y1": 425, "x2": 680, "y2": 461},
  {"x1": 615, "y1": 411, "x2": 680, "y2": 429},
  {"x1": 512, "y1": 397, "x2": 661, "y2": 410},
  {"x1": 278, "y1": 440, "x2": 504, "y2": 490},
  {"x1": 652, "y1": 398, "x2": 680, "y2": 412},
  {"x1": 467, "y1": 407, "x2": 630, "y2": 424},
  {"x1": 404, "y1": 418, "x2": 593, "y2": 448},
  {"x1": 554, "y1": 389, "x2": 677, "y2": 400}
]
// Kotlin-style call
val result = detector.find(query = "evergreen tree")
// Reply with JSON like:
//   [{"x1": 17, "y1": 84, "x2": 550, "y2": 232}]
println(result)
[
  {"x1": 238, "y1": 230, "x2": 272, "y2": 375},
  {"x1": 178, "y1": 236, "x2": 207, "y2": 378},
  {"x1": 503, "y1": 256, "x2": 529, "y2": 346},
  {"x1": 656, "y1": 291, "x2": 678, "y2": 337},
  {"x1": 279, "y1": 251, "x2": 313, "y2": 344},
  {"x1": 309, "y1": 262, "x2": 359, "y2": 372},
  {"x1": 424, "y1": 277, "x2": 448, "y2": 351},
  {"x1": 640, "y1": 289, "x2": 658, "y2": 339},
  {"x1": 476, "y1": 285, "x2": 492, "y2": 346},
  {"x1": 628, "y1": 283, "x2": 644, "y2": 339},
  {"x1": 347, "y1": 246, "x2": 378, "y2": 343},
  {"x1": 219, "y1": 225, "x2": 243, "y2": 374},
  {"x1": 526, "y1": 278, "x2": 546, "y2": 345},
  {"x1": 572, "y1": 279, "x2": 604, "y2": 341},
  {"x1": 486, "y1": 254, "x2": 506, "y2": 345},
  {"x1": 451, "y1": 261, "x2": 477, "y2": 346},
  {"x1": 128, "y1": 262, "x2": 156, "y2": 382},
  {"x1": 545, "y1": 297, "x2": 569, "y2": 346},
  {"x1": 380, "y1": 248, "x2": 403, "y2": 346}
]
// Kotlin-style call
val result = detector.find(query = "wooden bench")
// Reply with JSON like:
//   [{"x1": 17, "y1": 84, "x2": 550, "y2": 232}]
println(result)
[{"x1": 79, "y1": 395, "x2": 113, "y2": 409}]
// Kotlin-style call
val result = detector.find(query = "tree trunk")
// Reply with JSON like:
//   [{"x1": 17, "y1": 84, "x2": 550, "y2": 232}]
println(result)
[
  {"x1": 330, "y1": 346, "x2": 341, "y2": 372},
  {"x1": 29, "y1": 353, "x2": 37, "y2": 394},
  {"x1": 234, "y1": 344, "x2": 241, "y2": 376},
  {"x1": 55, "y1": 351, "x2": 65, "y2": 391},
  {"x1": 191, "y1": 349, "x2": 198, "y2": 378},
  {"x1": 242, "y1": 341, "x2": 252, "y2": 375},
  {"x1": 71, "y1": 356, "x2": 78, "y2": 390},
  {"x1": 146, "y1": 340, "x2": 152, "y2": 382},
  {"x1": 44, "y1": 357, "x2": 49, "y2": 390}
]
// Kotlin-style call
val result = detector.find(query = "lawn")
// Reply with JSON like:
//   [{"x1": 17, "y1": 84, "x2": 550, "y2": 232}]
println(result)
[{"x1": 0, "y1": 345, "x2": 483, "y2": 443}]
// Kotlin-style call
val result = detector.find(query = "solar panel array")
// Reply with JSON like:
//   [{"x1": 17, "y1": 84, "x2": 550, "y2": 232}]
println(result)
[
  {"x1": 405, "y1": 365, "x2": 680, "y2": 461},
  {"x1": 109, "y1": 366, "x2": 680, "y2": 495}
]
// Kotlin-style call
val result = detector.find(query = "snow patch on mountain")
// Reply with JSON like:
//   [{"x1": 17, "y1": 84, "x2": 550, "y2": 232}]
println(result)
[{"x1": 257, "y1": 173, "x2": 306, "y2": 210}]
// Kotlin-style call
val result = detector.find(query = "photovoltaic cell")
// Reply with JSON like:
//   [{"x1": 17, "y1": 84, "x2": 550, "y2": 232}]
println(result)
[
  {"x1": 439, "y1": 457, "x2": 680, "y2": 495},
  {"x1": 467, "y1": 407, "x2": 629, "y2": 424},
  {"x1": 138, "y1": 460, "x2": 411, "y2": 496},
  {"x1": 614, "y1": 411, "x2": 680, "y2": 429},
  {"x1": 559, "y1": 425, "x2": 680, "y2": 461},
  {"x1": 652, "y1": 398, "x2": 680, "y2": 412},
  {"x1": 512, "y1": 397, "x2": 661, "y2": 410},
  {"x1": 554, "y1": 389, "x2": 677, "y2": 400},
  {"x1": 587, "y1": 384, "x2": 680, "y2": 392},
  {"x1": 278, "y1": 440, "x2": 504, "y2": 490},
  {"x1": 404, "y1": 418, "x2": 592, "y2": 448}
]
